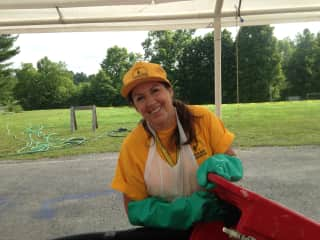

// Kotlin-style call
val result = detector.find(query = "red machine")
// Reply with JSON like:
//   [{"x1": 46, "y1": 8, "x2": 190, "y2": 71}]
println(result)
[{"x1": 190, "y1": 174, "x2": 320, "y2": 240}]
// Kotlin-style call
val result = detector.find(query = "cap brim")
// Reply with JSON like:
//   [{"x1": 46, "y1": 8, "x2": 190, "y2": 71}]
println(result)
[{"x1": 121, "y1": 77, "x2": 171, "y2": 98}]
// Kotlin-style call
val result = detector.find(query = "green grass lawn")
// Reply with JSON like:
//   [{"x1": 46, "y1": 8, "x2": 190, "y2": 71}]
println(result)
[{"x1": 0, "y1": 100, "x2": 319, "y2": 160}]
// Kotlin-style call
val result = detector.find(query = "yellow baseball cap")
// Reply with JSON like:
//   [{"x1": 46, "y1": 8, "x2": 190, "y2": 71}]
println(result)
[{"x1": 121, "y1": 61, "x2": 171, "y2": 98}]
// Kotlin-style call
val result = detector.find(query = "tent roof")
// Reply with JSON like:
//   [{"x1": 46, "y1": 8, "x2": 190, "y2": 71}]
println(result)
[{"x1": 1, "y1": 0, "x2": 320, "y2": 34}]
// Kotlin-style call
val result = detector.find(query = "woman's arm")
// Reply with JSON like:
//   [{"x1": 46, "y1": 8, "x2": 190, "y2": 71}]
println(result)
[
  {"x1": 125, "y1": 191, "x2": 226, "y2": 230},
  {"x1": 224, "y1": 147, "x2": 236, "y2": 156},
  {"x1": 123, "y1": 194, "x2": 131, "y2": 215}
]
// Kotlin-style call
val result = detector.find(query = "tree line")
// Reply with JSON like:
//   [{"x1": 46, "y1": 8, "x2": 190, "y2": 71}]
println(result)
[{"x1": 1, "y1": 25, "x2": 320, "y2": 110}]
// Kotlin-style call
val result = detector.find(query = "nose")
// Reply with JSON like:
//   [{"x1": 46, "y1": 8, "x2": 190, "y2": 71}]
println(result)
[{"x1": 145, "y1": 94, "x2": 156, "y2": 106}]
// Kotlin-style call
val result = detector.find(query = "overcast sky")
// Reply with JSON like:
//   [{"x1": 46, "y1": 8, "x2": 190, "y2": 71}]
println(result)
[{"x1": 11, "y1": 21, "x2": 320, "y2": 75}]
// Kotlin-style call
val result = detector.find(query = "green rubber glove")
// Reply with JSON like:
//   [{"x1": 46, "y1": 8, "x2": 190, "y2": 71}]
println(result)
[
  {"x1": 197, "y1": 154, "x2": 243, "y2": 189},
  {"x1": 128, "y1": 191, "x2": 227, "y2": 230}
]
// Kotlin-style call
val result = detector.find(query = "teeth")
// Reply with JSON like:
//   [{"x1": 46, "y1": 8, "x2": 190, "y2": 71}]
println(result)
[{"x1": 150, "y1": 107, "x2": 161, "y2": 114}]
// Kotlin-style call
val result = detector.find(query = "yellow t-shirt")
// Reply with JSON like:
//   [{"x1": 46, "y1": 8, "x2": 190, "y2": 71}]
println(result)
[{"x1": 111, "y1": 105, "x2": 234, "y2": 200}]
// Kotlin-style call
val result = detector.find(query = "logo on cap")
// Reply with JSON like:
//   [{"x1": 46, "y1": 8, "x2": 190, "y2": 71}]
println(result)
[{"x1": 132, "y1": 67, "x2": 148, "y2": 79}]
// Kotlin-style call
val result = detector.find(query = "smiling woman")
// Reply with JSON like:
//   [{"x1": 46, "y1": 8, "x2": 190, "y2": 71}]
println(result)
[{"x1": 107, "y1": 61, "x2": 242, "y2": 239}]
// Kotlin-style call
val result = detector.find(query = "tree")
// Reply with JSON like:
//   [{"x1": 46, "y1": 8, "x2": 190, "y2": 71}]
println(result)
[
  {"x1": 285, "y1": 29, "x2": 317, "y2": 98},
  {"x1": 14, "y1": 63, "x2": 40, "y2": 109},
  {"x1": 277, "y1": 37, "x2": 294, "y2": 99},
  {"x1": 177, "y1": 33, "x2": 214, "y2": 104},
  {"x1": 237, "y1": 25, "x2": 284, "y2": 102},
  {"x1": 278, "y1": 37, "x2": 294, "y2": 74},
  {"x1": 77, "y1": 81, "x2": 93, "y2": 106},
  {"x1": 72, "y1": 72, "x2": 89, "y2": 85},
  {"x1": 142, "y1": 30, "x2": 194, "y2": 97},
  {"x1": 37, "y1": 57, "x2": 76, "y2": 108},
  {"x1": 0, "y1": 34, "x2": 20, "y2": 103},
  {"x1": 100, "y1": 46, "x2": 140, "y2": 105},
  {"x1": 14, "y1": 57, "x2": 76, "y2": 109},
  {"x1": 177, "y1": 29, "x2": 235, "y2": 104},
  {"x1": 221, "y1": 30, "x2": 237, "y2": 103},
  {"x1": 90, "y1": 70, "x2": 117, "y2": 106},
  {"x1": 311, "y1": 32, "x2": 320, "y2": 97}
]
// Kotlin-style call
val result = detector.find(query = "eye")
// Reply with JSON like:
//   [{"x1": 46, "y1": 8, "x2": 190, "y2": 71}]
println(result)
[
  {"x1": 134, "y1": 95, "x2": 144, "y2": 103},
  {"x1": 151, "y1": 86, "x2": 161, "y2": 94}
]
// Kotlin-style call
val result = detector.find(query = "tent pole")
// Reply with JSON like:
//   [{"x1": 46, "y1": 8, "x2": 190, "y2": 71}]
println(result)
[{"x1": 214, "y1": 0, "x2": 223, "y2": 117}]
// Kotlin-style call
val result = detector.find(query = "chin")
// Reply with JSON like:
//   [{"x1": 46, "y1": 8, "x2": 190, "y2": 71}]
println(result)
[{"x1": 149, "y1": 119, "x2": 167, "y2": 130}]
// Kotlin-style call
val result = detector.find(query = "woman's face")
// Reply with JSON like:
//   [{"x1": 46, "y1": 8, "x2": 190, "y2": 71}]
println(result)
[{"x1": 131, "y1": 81, "x2": 176, "y2": 131}]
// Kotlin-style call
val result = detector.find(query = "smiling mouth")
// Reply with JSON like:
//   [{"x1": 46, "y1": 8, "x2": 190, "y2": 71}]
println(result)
[{"x1": 150, "y1": 106, "x2": 161, "y2": 115}]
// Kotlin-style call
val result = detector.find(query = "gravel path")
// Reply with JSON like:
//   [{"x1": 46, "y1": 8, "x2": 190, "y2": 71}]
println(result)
[{"x1": 0, "y1": 146, "x2": 319, "y2": 240}]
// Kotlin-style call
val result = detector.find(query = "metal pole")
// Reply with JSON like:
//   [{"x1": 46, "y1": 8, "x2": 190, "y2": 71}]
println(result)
[{"x1": 214, "y1": 0, "x2": 223, "y2": 117}]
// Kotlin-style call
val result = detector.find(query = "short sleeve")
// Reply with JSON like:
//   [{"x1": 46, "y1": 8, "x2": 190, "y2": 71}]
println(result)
[
  {"x1": 205, "y1": 110, "x2": 234, "y2": 154},
  {"x1": 111, "y1": 135, "x2": 149, "y2": 201}
]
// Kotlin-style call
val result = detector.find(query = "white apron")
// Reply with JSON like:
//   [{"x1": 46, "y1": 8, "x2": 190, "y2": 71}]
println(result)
[{"x1": 144, "y1": 111, "x2": 201, "y2": 201}]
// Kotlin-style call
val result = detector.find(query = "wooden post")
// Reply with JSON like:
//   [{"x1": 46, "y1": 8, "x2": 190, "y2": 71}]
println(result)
[
  {"x1": 92, "y1": 105, "x2": 98, "y2": 132},
  {"x1": 70, "y1": 105, "x2": 98, "y2": 132},
  {"x1": 70, "y1": 106, "x2": 77, "y2": 132}
]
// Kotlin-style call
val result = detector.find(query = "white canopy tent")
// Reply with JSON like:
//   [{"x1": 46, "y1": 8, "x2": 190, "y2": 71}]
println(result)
[
  {"x1": 1, "y1": 0, "x2": 320, "y2": 115},
  {"x1": 1, "y1": 0, "x2": 320, "y2": 33}
]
